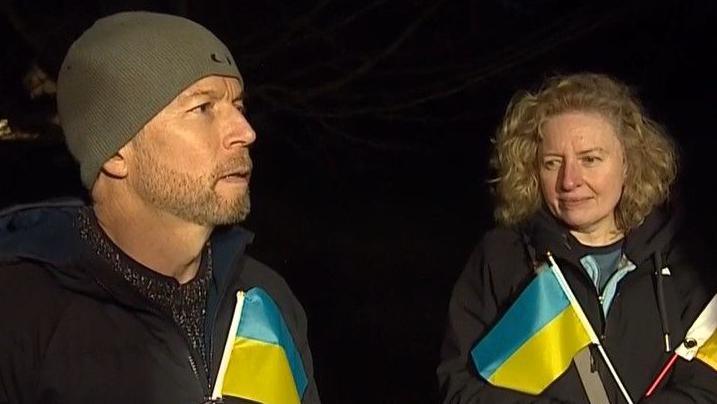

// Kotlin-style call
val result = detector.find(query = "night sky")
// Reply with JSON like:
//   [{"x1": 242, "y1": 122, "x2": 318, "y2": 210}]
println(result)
[{"x1": 1, "y1": 1, "x2": 716, "y2": 402}]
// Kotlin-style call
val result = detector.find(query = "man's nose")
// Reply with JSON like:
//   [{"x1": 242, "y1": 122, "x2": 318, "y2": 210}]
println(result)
[{"x1": 223, "y1": 110, "x2": 256, "y2": 150}]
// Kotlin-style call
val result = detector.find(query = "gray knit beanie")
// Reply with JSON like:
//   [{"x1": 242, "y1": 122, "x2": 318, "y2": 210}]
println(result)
[{"x1": 57, "y1": 11, "x2": 242, "y2": 189}]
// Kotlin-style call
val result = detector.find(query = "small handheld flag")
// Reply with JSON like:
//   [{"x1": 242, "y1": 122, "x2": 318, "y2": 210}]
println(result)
[
  {"x1": 471, "y1": 253, "x2": 633, "y2": 403},
  {"x1": 470, "y1": 262, "x2": 595, "y2": 395},
  {"x1": 211, "y1": 288, "x2": 308, "y2": 404}
]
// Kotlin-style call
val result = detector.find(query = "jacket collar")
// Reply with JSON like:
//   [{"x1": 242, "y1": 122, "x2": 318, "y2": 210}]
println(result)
[
  {"x1": 519, "y1": 205, "x2": 678, "y2": 269},
  {"x1": 0, "y1": 199, "x2": 254, "y2": 305}
]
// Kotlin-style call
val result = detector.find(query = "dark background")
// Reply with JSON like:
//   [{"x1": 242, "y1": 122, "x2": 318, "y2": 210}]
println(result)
[{"x1": 1, "y1": 1, "x2": 716, "y2": 403}]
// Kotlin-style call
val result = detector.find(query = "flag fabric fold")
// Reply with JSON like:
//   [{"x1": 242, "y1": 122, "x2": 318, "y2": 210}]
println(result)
[
  {"x1": 675, "y1": 294, "x2": 717, "y2": 371},
  {"x1": 471, "y1": 264, "x2": 597, "y2": 395},
  {"x1": 212, "y1": 288, "x2": 308, "y2": 404}
]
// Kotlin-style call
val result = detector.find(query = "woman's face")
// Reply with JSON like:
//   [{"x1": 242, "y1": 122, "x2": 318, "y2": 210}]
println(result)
[{"x1": 538, "y1": 111, "x2": 626, "y2": 241}]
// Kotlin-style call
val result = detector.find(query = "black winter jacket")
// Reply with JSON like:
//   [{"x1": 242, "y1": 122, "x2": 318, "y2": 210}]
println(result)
[
  {"x1": 0, "y1": 201, "x2": 321, "y2": 404},
  {"x1": 438, "y1": 208, "x2": 717, "y2": 403}
]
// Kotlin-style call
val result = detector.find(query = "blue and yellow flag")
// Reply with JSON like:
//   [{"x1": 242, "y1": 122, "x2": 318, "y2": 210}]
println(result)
[
  {"x1": 471, "y1": 266, "x2": 596, "y2": 395},
  {"x1": 212, "y1": 288, "x2": 308, "y2": 404}
]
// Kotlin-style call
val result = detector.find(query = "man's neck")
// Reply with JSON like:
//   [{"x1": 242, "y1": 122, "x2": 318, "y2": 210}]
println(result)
[{"x1": 93, "y1": 200, "x2": 212, "y2": 284}]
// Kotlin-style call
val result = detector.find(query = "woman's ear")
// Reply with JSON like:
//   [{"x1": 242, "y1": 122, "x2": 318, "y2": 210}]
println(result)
[
  {"x1": 621, "y1": 145, "x2": 628, "y2": 180},
  {"x1": 623, "y1": 158, "x2": 628, "y2": 180}
]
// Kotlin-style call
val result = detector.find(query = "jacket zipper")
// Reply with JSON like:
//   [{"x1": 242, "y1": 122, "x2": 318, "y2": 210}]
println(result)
[
  {"x1": 588, "y1": 281, "x2": 609, "y2": 344},
  {"x1": 564, "y1": 259, "x2": 621, "y2": 403},
  {"x1": 172, "y1": 319, "x2": 213, "y2": 399},
  {"x1": 207, "y1": 299, "x2": 221, "y2": 388},
  {"x1": 187, "y1": 350, "x2": 223, "y2": 403},
  {"x1": 596, "y1": 273, "x2": 612, "y2": 341},
  {"x1": 206, "y1": 255, "x2": 245, "y2": 389},
  {"x1": 595, "y1": 257, "x2": 635, "y2": 342},
  {"x1": 187, "y1": 353, "x2": 202, "y2": 386},
  {"x1": 92, "y1": 276, "x2": 213, "y2": 400},
  {"x1": 553, "y1": 256, "x2": 608, "y2": 337}
]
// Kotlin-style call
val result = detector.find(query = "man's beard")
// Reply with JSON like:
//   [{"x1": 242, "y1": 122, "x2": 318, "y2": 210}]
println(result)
[{"x1": 131, "y1": 149, "x2": 252, "y2": 226}]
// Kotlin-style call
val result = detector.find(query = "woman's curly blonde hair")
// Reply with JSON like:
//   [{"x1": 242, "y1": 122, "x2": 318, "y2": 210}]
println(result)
[{"x1": 490, "y1": 72, "x2": 677, "y2": 231}]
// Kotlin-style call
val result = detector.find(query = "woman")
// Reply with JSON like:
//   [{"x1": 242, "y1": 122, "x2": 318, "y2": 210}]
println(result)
[{"x1": 437, "y1": 73, "x2": 716, "y2": 403}]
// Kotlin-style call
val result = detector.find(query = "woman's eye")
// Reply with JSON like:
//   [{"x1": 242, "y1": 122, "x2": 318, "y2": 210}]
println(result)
[
  {"x1": 582, "y1": 156, "x2": 601, "y2": 165},
  {"x1": 234, "y1": 103, "x2": 246, "y2": 113},
  {"x1": 543, "y1": 160, "x2": 560, "y2": 170}
]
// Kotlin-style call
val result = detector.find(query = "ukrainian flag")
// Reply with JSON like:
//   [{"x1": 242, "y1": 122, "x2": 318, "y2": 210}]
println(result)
[
  {"x1": 471, "y1": 265, "x2": 596, "y2": 395},
  {"x1": 212, "y1": 288, "x2": 308, "y2": 404}
]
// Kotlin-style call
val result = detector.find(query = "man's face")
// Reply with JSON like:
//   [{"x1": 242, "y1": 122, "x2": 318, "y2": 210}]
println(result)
[{"x1": 126, "y1": 75, "x2": 255, "y2": 225}]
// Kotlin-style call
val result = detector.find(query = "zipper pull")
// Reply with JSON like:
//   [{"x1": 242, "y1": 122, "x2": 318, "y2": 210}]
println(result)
[{"x1": 589, "y1": 346, "x2": 597, "y2": 372}]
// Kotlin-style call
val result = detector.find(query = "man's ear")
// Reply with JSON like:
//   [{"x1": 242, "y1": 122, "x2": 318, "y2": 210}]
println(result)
[{"x1": 100, "y1": 143, "x2": 131, "y2": 179}]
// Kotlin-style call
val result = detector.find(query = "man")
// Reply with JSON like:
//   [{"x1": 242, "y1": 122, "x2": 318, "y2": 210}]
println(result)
[{"x1": 0, "y1": 11, "x2": 320, "y2": 404}]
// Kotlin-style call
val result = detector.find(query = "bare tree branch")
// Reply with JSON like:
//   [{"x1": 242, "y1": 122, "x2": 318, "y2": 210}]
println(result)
[
  {"x1": 301, "y1": 0, "x2": 448, "y2": 99},
  {"x1": 0, "y1": 2, "x2": 41, "y2": 54},
  {"x1": 257, "y1": 2, "x2": 630, "y2": 120},
  {"x1": 240, "y1": 0, "x2": 334, "y2": 61}
]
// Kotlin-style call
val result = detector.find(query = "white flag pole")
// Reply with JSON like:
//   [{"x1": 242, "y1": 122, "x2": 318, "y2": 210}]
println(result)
[
  {"x1": 546, "y1": 252, "x2": 634, "y2": 404},
  {"x1": 211, "y1": 290, "x2": 246, "y2": 400}
]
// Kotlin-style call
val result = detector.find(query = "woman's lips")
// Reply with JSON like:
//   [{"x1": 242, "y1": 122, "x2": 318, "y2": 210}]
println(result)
[{"x1": 559, "y1": 197, "x2": 591, "y2": 208}]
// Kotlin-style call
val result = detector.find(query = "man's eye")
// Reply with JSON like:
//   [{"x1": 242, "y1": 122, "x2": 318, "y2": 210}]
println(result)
[
  {"x1": 234, "y1": 103, "x2": 246, "y2": 113},
  {"x1": 190, "y1": 102, "x2": 211, "y2": 113}
]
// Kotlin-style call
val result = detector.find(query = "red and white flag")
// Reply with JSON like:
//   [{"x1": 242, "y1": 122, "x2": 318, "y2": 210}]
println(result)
[
  {"x1": 675, "y1": 294, "x2": 717, "y2": 370},
  {"x1": 645, "y1": 294, "x2": 717, "y2": 397}
]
